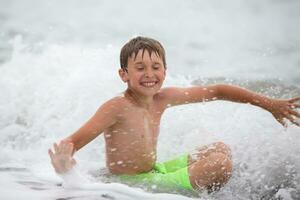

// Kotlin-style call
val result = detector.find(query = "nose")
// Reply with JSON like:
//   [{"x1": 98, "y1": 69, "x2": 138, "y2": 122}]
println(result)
[{"x1": 145, "y1": 67, "x2": 154, "y2": 77}]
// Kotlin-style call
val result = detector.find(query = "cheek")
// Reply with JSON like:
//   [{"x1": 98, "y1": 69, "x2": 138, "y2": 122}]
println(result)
[
  {"x1": 129, "y1": 73, "x2": 143, "y2": 84},
  {"x1": 158, "y1": 71, "x2": 166, "y2": 80}
]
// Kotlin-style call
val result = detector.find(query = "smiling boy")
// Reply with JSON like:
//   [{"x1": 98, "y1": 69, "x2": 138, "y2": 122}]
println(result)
[{"x1": 49, "y1": 36, "x2": 300, "y2": 191}]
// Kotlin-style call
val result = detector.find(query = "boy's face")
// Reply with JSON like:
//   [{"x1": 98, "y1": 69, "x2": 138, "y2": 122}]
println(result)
[{"x1": 119, "y1": 49, "x2": 166, "y2": 97}]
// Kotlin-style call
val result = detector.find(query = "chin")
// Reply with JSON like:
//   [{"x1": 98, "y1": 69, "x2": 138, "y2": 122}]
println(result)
[{"x1": 137, "y1": 85, "x2": 161, "y2": 96}]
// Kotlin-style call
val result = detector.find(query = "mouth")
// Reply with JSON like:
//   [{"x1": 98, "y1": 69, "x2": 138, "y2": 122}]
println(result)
[{"x1": 140, "y1": 81, "x2": 158, "y2": 88}]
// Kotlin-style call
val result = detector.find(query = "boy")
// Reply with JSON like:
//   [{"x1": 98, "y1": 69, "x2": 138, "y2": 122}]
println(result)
[{"x1": 49, "y1": 36, "x2": 300, "y2": 191}]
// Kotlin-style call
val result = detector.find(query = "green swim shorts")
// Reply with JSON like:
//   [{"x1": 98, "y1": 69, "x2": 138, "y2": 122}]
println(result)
[{"x1": 119, "y1": 154, "x2": 193, "y2": 190}]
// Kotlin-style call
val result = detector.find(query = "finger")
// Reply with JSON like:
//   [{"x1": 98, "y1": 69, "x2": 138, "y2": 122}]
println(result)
[
  {"x1": 71, "y1": 158, "x2": 77, "y2": 165},
  {"x1": 292, "y1": 103, "x2": 300, "y2": 109},
  {"x1": 66, "y1": 143, "x2": 74, "y2": 155},
  {"x1": 58, "y1": 141, "x2": 66, "y2": 153},
  {"x1": 285, "y1": 114, "x2": 300, "y2": 127},
  {"x1": 71, "y1": 146, "x2": 76, "y2": 156},
  {"x1": 61, "y1": 140, "x2": 70, "y2": 153},
  {"x1": 276, "y1": 118, "x2": 287, "y2": 128},
  {"x1": 292, "y1": 121, "x2": 300, "y2": 127},
  {"x1": 48, "y1": 149, "x2": 54, "y2": 160},
  {"x1": 60, "y1": 141, "x2": 67, "y2": 153},
  {"x1": 290, "y1": 110, "x2": 300, "y2": 118},
  {"x1": 53, "y1": 143, "x2": 59, "y2": 153},
  {"x1": 289, "y1": 97, "x2": 300, "y2": 103}
]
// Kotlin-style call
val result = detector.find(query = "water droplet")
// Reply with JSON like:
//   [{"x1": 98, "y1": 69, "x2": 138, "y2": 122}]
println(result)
[
  {"x1": 110, "y1": 148, "x2": 117, "y2": 152},
  {"x1": 117, "y1": 161, "x2": 123, "y2": 165}
]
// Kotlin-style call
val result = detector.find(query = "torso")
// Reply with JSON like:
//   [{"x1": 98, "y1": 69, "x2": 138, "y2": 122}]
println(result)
[{"x1": 104, "y1": 93, "x2": 166, "y2": 175}]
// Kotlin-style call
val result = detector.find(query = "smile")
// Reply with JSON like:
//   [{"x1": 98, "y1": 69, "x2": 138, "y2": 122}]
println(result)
[{"x1": 140, "y1": 81, "x2": 158, "y2": 88}]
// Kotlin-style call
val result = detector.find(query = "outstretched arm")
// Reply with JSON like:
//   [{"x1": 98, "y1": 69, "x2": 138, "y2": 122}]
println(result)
[
  {"x1": 48, "y1": 99, "x2": 119, "y2": 174},
  {"x1": 216, "y1": 84, "x2": 300, "y2": 127},
  {"x1": 160, "y1": 84, "x2": 300, "y2": 127}
]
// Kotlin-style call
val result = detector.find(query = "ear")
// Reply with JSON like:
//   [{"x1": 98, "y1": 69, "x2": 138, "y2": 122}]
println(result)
[{"x1": 119, "y1": 68, "x2": 129, "y2": 82}]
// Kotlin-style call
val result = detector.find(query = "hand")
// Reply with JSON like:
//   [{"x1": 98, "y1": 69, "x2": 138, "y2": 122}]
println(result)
[
  {"x1": 48, "y1": 141, "x2": 77, "y2": 174},
  {"x1": 268, "y1": 97, "x2": 300, "y2": 127}
]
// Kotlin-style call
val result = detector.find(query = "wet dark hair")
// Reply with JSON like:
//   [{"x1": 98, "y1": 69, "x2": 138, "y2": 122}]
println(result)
[{"x1": 120, "y1": 36, "x2": 166, "y2": 72}]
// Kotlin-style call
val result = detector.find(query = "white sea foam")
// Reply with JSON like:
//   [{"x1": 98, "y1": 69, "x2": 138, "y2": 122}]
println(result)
[
  {"x1": 1, "y1": 0, "x2": 300, "y2": 199},
  {"x1": 0, "y1": 37, "x2": 299, "y2": 199}
]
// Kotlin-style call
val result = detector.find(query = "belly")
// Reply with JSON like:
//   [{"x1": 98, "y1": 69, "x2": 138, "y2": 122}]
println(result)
[
  {"x1": 106, "y1": 148, "x2": 157, "y2": 174},
  {"x1": 104, "y1": 124, "x2": 159, "y2": 174}
]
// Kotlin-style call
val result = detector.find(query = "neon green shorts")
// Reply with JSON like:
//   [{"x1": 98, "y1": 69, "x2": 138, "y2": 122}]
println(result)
[{"x1": 120, "y1": 154, "x2": 193, "y2": 190}]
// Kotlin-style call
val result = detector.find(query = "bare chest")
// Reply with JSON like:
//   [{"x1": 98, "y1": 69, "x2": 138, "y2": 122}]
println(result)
[
  {"x1": 105, "y1": 106, "x2": 163, "y2": 148},
  {"x1": 103, "y1": 100, "x2": 166, "y2": 174}
]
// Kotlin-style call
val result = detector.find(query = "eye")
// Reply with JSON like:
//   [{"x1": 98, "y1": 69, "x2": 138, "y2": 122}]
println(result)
[
  {"x1": 136, "y1": 66, "x2": 144, "y2": 71},
  {"x1": 153, "y1": 64, "x2": 161, "y2": 70},
  {"x1": 135, "y1": 64, "x2": 144, "y2": 71}
]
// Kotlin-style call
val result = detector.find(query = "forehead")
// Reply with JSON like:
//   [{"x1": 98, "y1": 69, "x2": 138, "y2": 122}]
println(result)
[{"x1": 129, "y1": 49, "x2": 162, "y2": 63}]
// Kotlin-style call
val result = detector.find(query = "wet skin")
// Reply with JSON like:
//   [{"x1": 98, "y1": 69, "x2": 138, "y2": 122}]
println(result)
[{"x1": 49, "y1": 49, "x2": 300, "y2": 189}]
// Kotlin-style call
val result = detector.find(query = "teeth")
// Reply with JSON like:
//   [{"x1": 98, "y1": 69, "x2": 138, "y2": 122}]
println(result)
[{"x1": 141, "y1": 82, "x2": 156, "y2": 87}]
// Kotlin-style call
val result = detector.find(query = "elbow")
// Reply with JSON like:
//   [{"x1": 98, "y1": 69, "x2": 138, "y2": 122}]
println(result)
[
  {"x1": 215, "y1": 84, "x2": 227, "y2": 100},
  {"x1": 215, "y1": 84, "x2": 237, "y2": 100}
]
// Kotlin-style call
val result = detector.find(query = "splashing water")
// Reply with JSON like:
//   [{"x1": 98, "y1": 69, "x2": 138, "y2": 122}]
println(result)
[
  {"x1": 0, "y1": 36, "x2": 299, "y2": 200},
  {"x1": 1, "y1": 0, "x2": 300, "y2": 199}
]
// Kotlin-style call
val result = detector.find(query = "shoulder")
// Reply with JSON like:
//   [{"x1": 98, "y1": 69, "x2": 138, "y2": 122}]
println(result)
[
  {"x1": 157, "y1": 87, "x2": 184, "y2": 96},
  {"x1": 91, "y1": 96, "x2": 130, "y2": 124},
  {"x1": 100, "y1": 95, "x2": 130, "y2": 110},
  {"x1": 155, "y1": 87, "x2": 190, "y2": 100},
  {"x1": 153, "y1": 87, "x2": 186, "y2": 107}
]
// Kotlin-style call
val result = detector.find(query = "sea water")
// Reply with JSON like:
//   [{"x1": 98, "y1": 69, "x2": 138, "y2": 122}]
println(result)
[{"x1": 0, "y1": 0, "x2": 300, "y2": 199}]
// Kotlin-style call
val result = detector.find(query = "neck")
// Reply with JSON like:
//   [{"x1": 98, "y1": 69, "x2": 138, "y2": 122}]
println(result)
[{"x1": 124, "y1": 88, "x2": 154, "y2": 109}]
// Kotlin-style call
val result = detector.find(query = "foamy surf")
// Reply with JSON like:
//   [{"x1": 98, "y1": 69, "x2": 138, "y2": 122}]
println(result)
[
  {"x1": 0, "y1": 39, "x2": 299, "y2": 199},
  {"x1": 1, "y1": 0, "x2": 300, "y2": 197}
]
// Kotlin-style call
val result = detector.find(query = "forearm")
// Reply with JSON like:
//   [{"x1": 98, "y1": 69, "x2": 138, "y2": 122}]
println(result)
[
  {"x1": 62, "y1": 118, "x2": 106, "y2": 152},
  {"x1": 216, "y1": 84, "x2": 273, "y2": 111}
]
